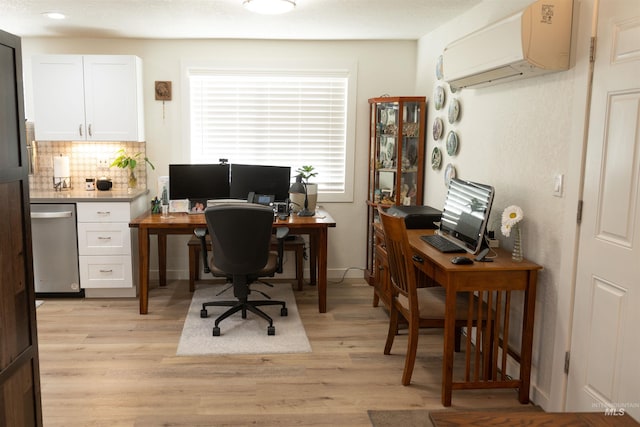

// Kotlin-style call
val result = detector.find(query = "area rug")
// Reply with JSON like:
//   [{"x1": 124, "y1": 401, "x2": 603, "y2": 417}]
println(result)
[{"x1": 176, "y1": 283, "x2": 311, "y2": 356}]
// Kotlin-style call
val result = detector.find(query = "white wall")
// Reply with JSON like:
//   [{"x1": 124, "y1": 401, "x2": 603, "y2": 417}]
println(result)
[
  {"x1": 21, "y1": 37, "x2": 418, "y2": 281},
  {"x1": 415, "y1": 0, "x2": 595, "y2": 411}
]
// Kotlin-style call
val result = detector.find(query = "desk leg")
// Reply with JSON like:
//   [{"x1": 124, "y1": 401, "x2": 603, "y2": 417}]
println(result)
[
  {"x1": 139, "y1": 228, "x2": 150, "y2": 315},
  {"x1": 158, "y1": 233, "x2": 167, "y2": 287},
  {"x1": 309, "y1": 233, "x2": 318, "y2": 286},
  {"x1": 519, "y1": 270, "x2": 538, "y2": 403},
  {"x1": 441, "y1": 287, "x2": 456, "y2": 406},
  {"x1": 317, "y1": 228, "x2": 328, "y2": 313}
]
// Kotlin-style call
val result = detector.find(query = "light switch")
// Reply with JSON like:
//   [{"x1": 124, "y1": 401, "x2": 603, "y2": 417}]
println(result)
[{"x1": 553, "y1": 174, "x2": 564, "y2": 197}]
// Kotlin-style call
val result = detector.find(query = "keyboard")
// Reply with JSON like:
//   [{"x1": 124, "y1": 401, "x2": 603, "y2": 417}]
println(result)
[{"x1": 420, "y1": 234, "x2": 466, "y2": 253}]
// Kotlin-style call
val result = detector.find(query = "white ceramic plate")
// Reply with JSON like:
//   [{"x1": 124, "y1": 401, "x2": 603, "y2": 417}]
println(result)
[
  {"x1": 431, "y1": 146, "x2": 442, "y2": 170},
  {"x1": 432, "y1": 117, "x2": 443, "y2": 140},
  {"x1": 444, "y1": 163, "x2": 456, "y2": 186},
  {"x1": 434, "y1": 85, "x2": 445, "y2": 110},
  {"x1": 446, "y1": 130, "x2": 458, "y2": 156},
  {"x1": 448, "y1": 98, "x2": 460, "y2": 124},
  {"x1": 435, "y1": 55, "x2": 444, "y2": 80}
]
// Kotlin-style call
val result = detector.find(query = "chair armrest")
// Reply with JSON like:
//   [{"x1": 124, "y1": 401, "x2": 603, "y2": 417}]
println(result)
[{"x1": 194, "y1": 227, "x2": 210, "y2": 274}]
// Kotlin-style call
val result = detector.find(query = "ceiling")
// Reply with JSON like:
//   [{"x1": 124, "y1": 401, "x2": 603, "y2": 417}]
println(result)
[{"x1": 0, "y1": 0, "x2": 481, "y2": 40}]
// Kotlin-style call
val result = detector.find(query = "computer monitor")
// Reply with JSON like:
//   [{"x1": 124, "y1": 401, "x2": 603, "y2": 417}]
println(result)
[
  {"x1": 169, "y1": 164, "x2": 230, "y2": 201},
  {"x1": 230, "y1": 164, "x2": 291, "y2": 202},
  {"x1": 437, "y1": 178, "x2": 495, "y2": 255}
]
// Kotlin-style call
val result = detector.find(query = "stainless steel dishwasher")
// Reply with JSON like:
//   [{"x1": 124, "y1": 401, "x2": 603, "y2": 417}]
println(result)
[{"x1": 30, "y1": 203, "x2": 83, "y2": 296}]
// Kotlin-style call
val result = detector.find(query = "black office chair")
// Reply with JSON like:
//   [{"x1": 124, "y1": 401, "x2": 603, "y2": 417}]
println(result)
[{"x1": 197, "y1": 203, "x2": 289, "y2": 336}]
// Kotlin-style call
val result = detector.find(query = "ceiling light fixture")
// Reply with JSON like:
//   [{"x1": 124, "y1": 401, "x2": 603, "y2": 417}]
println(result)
[
  {"x1": 42, "y1": 12, "x2": 66, "y2": 20},
  {"x1": 243, "y1": 0, "x2": 296, "y2": 15}
]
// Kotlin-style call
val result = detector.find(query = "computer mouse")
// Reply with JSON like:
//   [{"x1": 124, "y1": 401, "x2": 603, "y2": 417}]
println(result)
[{"x1": 451, "y1": 256, "x2": 474, "y2": 265}]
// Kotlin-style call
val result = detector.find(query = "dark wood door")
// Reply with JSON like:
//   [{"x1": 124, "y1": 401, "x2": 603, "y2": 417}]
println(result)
[{"x1": 0, "y1": 29, "x2": 43, "y2": 426}]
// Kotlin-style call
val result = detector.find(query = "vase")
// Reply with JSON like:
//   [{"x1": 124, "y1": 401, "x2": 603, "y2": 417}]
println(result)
[
  {"x1": 512, "y1": 223, "x2": 523, "y2": 262},
  {"x1": 128, "y1": 169, "x2": 137, "y2": 190}
]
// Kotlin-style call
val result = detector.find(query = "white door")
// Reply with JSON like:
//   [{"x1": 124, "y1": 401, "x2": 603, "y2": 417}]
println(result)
[
  {"x1": 566, "y1": 0, "x2": 640, "y2": 420},
  {"x1": 83, "y1": 55, "x2": 143, "y2": 141},
  {"x1": 32, "y1": 55, "x2": 86, "y2": 141}
]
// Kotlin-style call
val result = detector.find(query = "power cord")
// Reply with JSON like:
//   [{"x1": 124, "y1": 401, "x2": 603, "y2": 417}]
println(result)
[
  {"x1": 482, "y1": 235, "x2": 499, "y2": 260},
  {"x1": 329, "y1": 266, "x2": 366, "y2": 284}
]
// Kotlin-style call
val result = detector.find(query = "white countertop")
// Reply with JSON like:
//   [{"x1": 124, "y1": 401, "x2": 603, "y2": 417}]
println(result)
[{"x1": 30, "y1": 188, "x2": 149, "y2": 203}]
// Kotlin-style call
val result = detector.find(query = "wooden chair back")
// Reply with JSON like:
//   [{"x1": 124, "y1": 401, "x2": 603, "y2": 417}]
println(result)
[{"x1": 378, "y1": 206, "x2": 418, "y2": 313}]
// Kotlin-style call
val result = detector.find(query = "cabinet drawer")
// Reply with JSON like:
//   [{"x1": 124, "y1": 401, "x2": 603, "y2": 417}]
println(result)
[
  {"x1": 77, "y1": 202, "x2": 130, "y2": 222},
  {"x1": 77, "y1": 222, "x2": 131, "y2": 255},
  {"x1": 79, "y1": 255, "x2": 132, "y2": 288}
]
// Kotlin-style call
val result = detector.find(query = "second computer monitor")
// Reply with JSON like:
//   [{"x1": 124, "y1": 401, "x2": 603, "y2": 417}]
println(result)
[{"x1": 230, "y1": 164, "x2": 291, "y2": 202}]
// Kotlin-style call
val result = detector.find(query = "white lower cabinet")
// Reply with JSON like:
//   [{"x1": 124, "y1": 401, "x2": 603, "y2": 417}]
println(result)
[{"x1": 77, "y1": 199, "x2": 146, "y2": 297}]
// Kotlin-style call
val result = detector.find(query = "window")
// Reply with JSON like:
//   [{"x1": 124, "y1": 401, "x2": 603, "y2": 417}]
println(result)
[{"x1": 186, "y1": 66, "x2": 356, "y2": 201}]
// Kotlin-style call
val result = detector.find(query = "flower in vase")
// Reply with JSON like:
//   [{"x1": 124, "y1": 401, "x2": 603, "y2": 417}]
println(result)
[{"x1": 501, "y1": 205, "x2": 524, "y2": 237}]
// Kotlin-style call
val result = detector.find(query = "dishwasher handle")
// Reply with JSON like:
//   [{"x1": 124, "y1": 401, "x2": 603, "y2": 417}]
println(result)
[{"x1": 31, "y1": 211, "x2": 73, "y2": 219}]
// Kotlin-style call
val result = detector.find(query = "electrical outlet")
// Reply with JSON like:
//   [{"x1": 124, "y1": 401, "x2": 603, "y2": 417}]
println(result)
[{"x1": 96, "y1": 157, "x2": 110, "y2": 169}]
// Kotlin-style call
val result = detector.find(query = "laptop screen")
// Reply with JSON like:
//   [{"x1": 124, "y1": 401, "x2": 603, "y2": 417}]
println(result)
[{"x1": 438, "y1": 178, "x2": 495, "y2": 254}]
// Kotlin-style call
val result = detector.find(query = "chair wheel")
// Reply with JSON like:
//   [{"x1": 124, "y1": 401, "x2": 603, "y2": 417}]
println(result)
[
  {"x1": 200, "y1": 309, "x2": 208, "y2": 318},
  {"x1": 267, "y1": 326, "x2": 275, "y2": 335},
  {"x1": 213, "y1": 326, "x2": 221, "y2": 336},
  {"x1": 281, "y1": 307, "x2": 288, "y2": 316}
]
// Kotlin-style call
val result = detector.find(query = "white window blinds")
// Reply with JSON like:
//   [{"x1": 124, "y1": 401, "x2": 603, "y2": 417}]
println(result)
[{"x1": 188, "y1": 71, "x2": 349, "y2": 194}]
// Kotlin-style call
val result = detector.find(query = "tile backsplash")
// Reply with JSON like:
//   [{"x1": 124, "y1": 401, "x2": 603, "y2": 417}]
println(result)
[{"x1": 29, "y1": 141, "x2": 149, "y2": 192}]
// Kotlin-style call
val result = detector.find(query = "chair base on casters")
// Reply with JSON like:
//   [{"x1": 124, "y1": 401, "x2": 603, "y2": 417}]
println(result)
[{"x1": 200, "y1": 297, "x2": 288, "y2": 336}]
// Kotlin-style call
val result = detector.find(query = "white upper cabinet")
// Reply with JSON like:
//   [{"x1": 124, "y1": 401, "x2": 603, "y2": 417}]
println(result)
[{"x1": 32, "y1": 55, "x2": 145, "y2": 142}]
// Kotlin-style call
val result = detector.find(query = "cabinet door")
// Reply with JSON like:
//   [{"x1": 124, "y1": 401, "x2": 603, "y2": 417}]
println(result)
[
  {"x1": 32, "y1": 54, "x2": 86, "y2": 141},
  {"x1": 83, "y1": 55, "x2": 144, "y2": 141}
]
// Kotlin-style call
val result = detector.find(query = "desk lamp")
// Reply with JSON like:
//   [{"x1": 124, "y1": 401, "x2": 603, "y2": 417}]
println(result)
[{"x1": 289, "y1": 174, "x2": 314, "y2": 217}]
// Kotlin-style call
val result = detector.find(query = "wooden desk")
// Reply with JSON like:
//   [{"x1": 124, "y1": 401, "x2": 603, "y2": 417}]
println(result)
[
  {"x1": 407, "y1": 229, "x2": 542, "y2": 407},
  {"x1": 129, "y1": 208, "x2": 336, "y2": 314}
]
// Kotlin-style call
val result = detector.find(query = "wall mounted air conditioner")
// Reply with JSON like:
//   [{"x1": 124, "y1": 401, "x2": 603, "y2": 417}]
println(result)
[{"x1": 443, "y1": 0, "x2": 573, "y2": 90}]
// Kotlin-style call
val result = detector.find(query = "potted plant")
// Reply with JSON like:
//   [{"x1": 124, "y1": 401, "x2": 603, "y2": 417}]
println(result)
[
  {"x1": 110, "y1": 149, "x2": 155, "y2": 189},
  {"x1": 290, "y1": 165, "x2": 318, "y2": 214}
]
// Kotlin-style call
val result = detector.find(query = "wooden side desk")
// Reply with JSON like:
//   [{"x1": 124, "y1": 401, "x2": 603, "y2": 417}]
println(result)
[
  {"x1": 407, "y1": 229, "x2": 543, "y2": 407},
  {"x1": 129, "y1": 208, "x2": 336, "y2": 314}
]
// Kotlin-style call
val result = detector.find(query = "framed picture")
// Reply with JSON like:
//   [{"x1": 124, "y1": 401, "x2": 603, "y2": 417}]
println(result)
[
  {"x1": 189, "y1": 199, "x2": 206, "y2": 213},
  {"x1": 155, "y1": 81, "x2": 172, "y2": 101},
  {"x1": 169, "y1": 199, "x2": 189, "y2": 213}
]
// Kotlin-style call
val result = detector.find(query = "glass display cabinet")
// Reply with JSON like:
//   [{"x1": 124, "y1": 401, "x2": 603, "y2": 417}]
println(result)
[{"x1": 365, "y1": 96, "x2": 426, "y2": 305}]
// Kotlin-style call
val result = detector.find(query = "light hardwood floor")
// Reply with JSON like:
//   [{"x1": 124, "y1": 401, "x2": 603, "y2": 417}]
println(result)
[{"x1": 36, "y1": 279, "x2": 530, "y2": 426}]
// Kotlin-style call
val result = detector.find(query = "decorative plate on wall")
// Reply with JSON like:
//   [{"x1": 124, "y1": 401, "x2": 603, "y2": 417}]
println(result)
[
  {"x1": 448, "y1": 98, "x2": 460, "y2": 124},
  {"x1": 444, "y1": 163, "x2": 456, "y2": 186},
  {"x1": 431, "y1": 146, "x2": 442, "y2": 170},
  {"x1": 434, "y1": 85, "x2": 445, "y2": 110},
  {"x1": 446, "y1": 131, "x2": 458, "y2": 156},
  {"x1": 436, "y1": 55, "x2": 444, "y2": 80},
  {"x1": 432, "y1": 117, "x2": 444, "y2": 141}
]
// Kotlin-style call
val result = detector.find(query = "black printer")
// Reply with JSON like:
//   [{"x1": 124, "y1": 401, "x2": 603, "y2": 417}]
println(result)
[{"x1": 386, "y1": 205, "x2": 442, "y2": 229}]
